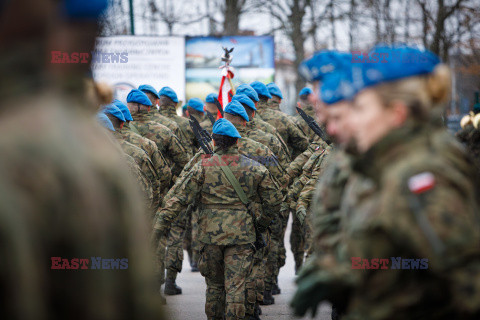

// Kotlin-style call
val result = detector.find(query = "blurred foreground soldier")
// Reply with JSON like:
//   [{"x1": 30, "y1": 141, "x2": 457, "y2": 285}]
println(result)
[
  {"x1": 0, "y1": 0, "x2": 164, "y2": 319},
  {"x1": 153, "y1": 118, "x2": 282, "y2": 320},
  {"x1": 250, "y1": 81, "x2": 308, "y2": 159},
  {"x1": 127, "y1": 89, "x2": 189, "y2": 178},
  {"x1": 292, "y1": 45, "x2": 480, "y2": 319},
  {"x1": 158, "y1": 86, "x2": 198, "y2": 154}
]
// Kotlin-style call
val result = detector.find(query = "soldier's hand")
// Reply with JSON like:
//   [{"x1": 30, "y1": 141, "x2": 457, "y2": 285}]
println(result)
[
  {"x1": 296, "y1": 207, "x2": 307, "y2": 226},
  {"x1": 290, "y1": 264, "x2": 328, "y2": 317}
]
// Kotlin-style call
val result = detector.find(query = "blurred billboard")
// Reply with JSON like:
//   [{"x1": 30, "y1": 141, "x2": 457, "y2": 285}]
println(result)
[
  {"x1": 92, "y1": 36, "x2": 186, "y2": 104},
  {"x1": 186, "y1": 36, "x2": 275, "y2": 101}
]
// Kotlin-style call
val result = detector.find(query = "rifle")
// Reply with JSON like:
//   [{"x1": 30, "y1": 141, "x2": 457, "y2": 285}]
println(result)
[
  {"x1": 205, "y1": 111, "x2": 216, "y2": 125},
  {"x1": 296, "y1": 105, "x2": 331, "y2": 145},
  {"x1": 214, "y1": 100, "x2": 224, "y2": 117},
  {"x1": 190, "y1": 117, "x2": 266, "y2": 252},
  {"x1": 189, "y1": 115, "x2": 213, "y2": 154}
]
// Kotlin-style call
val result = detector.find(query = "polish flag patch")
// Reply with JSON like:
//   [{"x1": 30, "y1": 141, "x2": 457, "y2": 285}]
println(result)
[{"x1": 408, "y1": 172, "x2": 436, "y2": 194}]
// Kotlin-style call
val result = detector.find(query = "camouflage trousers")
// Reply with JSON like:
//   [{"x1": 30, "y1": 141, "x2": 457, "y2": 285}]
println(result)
[
  {"x1": 277, "y1": 207, "x2": 290, "y2": 275},
  {"x1": 267, "y1": 218, "x2": 283, "y2": 290},
  {"x1": 303, "y1": 213, "x2": 313, "y2": 260},
  {"x1": 198, "y1": 243, "x2": 254, "y2": 320},
  {"x1": 153, "y1": 232, "x2": 168, "y2": 286},
  {"x1": 290, "y1": 212, "x2": 305, "y2": 267},
  {"x1": 165, "y1": 209, "x2": 188, "y2": 280},
  {"x1": 245, "y1": 231, "x2": 271, "y2": 316},
  {"x1": 183, "y1": 205, "x2": 201, "y2": 264}
]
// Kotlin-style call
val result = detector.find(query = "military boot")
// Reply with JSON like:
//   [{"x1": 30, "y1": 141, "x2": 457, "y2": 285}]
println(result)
[
  {"x1": 164, "y1": 278, "x2": 182, "y2": 295},
  {"x1": 259, "y1": 290, "x2": 274, "y2": 305},
  {"x1": 271, "y1": 282, "x2": 281, "y2": 295},
  {"x1": 255, "y1": 304, "x2": 262, "y2": 316},
  {"x1": 191, "y1": 261, "x2": 199, "y2": 272}
]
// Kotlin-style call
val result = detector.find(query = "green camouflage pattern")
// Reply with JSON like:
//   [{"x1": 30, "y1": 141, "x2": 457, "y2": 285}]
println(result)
[
  {"x1": 133, "y1": 110, "x2": 190, "y2": 177},
  {"x1": 0, "y1": 97, "x2": 164, "y2": 319},
  {"x1": 154, "y1": 145, "x2": 282, "y2": 246},
  {"x1": 124, "y1": 153, "x2": 154, "y2": 208},
  {"x1": 291, "y1": 103, "x2": 318, "y2": 143},
  {"x1": 117, "y1": 124, "x2": 172, "y2": 195},
  {"x1": 253, "y1": 116, "x2": 291, "y2": 158},
  {"x1": 298, "y1": 122, "x2": 480, "y2": 319},
  {"x1": 114, "y1": 135, "x2": 160, "y2": 217},
  {"x1": 198, "y1": 243, "x2": 254, "y2": 320},
  {"x1": 148, "y1": 108, "x2": 182, "y2": 138},
  {"x1": 158, "y1": 105, "x2": 198, "y2": 155},
  {"x1": 256, "y1": 100, "x2": 309, "y2": 159}
]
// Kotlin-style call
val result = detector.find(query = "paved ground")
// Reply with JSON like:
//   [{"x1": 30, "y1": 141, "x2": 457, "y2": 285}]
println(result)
[{"x1": 163, "y1": 216, "x2": 332, "y2": 320}]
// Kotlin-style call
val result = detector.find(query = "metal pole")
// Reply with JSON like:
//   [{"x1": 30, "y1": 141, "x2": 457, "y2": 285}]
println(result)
[{"x1": 129, "y1": 0, "x2": 135, "y2": 35}]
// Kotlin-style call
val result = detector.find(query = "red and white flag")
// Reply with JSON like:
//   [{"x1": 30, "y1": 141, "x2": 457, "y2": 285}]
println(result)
[{"x1": 217, "y1": 67, "x2": 235, "y2": 118}]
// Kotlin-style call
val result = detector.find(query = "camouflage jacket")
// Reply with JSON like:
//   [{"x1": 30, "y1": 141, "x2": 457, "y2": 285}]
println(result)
[
  {"x1": 256, "y1": 100, "x2": 309, "y2": 158},
  {"x1": 286, "y1": 141, "x2": 328, "y2": 185},
  {"x1": 310, "y1": 148, "x2": 351, "y2": 255},
  {"x1": 154, "y1": 145, "x2": 283, "y2": 246},
  {"x1": 147, "y1": 109, "x2": 183, "y2": 140},
  {"x1": 252, "y1": 116, "x2": 291, "y2": 158},
  {"x1": 295, "y1": 146, "x2": 331, "y2": 213},
  {"x1": 315, "y1": 122, "x2": 480, "y2": 319},
  {"x1": 234, "y1": 124, "x2": 288, "y2": 189},
  {"x1": 114, "y1": 135, "x2": 160, "y2": 213},
  {"x1": 158, "y1": 105, "x2": 198, "y2": 155},
  {"x1": 0, "y1": 97, "x2": 163, "y2": 319},
  {"x1": 245, "y1": 120, "x2": 291, "y2": 167},
  {"x1": 200, "y1": 117, "x2": 214, "y2": 133},
  {"x1": 133, "y1": 110, "x2": 190, "y2": 177},
  {"x1": 124, "y1": 153, "x2": 154, "y2": 213},
  {"x1": 287, "y1": 145, "x2": 330, "y2": 210},
  {"x1": 117, "y1": 124, "x2": 172, "y2": 194}
]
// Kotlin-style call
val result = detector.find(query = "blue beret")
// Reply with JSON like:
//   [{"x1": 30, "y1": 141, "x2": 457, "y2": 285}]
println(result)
[
  {"x1": 320, "y1": 71, "x2": 357, "y2": 105},
  {"x1": 236, "y1": 84, "x2": 259, "y2": 102},
  {"x1": 158, "y1": 86, "x2": 179, "y2": 103},
  {"x1": 62, "y1": 0, "x2": 108, "y2": 19},
  {"x1": 250, "y1": 81, "x2": 272, "y2": 99},
  {"x1": 112, "y1": 99, "x2": 133, "y2": 121},
  {"x1": 266, "y1": 83, "x2": 283, "y2": 99},
  {"x1": 206, "y1": 93, "x2": 219, "y2": 104},
  {"x1": 224, "y1": 100, "x2": 249, "y2": 122},
  {"x1": 96, "y1": 112, "x2": 115, "y2": 132},
  {"x1": 188, "y1": 98, "x2": 205, "y2": 113},
  {"x1": 103, "y1": 104, "x2": 125, "y2": 122},
  {"x1": 139, "y1": 84, "x2": 159, "y2": 99},
  {"x1": 353, "y1": 44, "x2": 440, "y2": 91},
  {"x1": 126, "y1": 89, "x2": 152, "y2": 106},
  {"x1": 212, "y1": 118, "x2": 241, "y2": 139},
  {"x1": 299, "y1": 51, "x2": 352, "y2": 82},
  {"x1": 299, "y1": 87, "x2": 313, "y2": 97},
  {"x1": 232, "y1": 94, "x2": 256, "y2": 111}
]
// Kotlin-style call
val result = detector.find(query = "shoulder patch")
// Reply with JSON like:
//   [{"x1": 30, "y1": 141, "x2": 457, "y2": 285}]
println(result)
[
  {"x1": 408, "y1": 172, "x2": 436, "y2": 194},
  {"x1": 315, "y1": 145, "x2": 321, "y2": 151}
]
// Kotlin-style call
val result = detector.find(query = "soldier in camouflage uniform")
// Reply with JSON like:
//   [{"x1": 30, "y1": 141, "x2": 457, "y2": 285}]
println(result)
[
  {"x1": 158, "y1": 86, "x2": 198, "y2": 155},
  {"x1": 112, "y1": 99, "x2": 172, "y2": 198},
  {"x1": 103, "y1": 105, "x2": 161, "y2": 216},
  {"x1": 293, "y1": 45, "x2": 480, "y2": 319},
  {"x1": 223, "y1": 101, "x2": 286, "y2": 316},
  {"x1": 126, "y1": 89, "x2": 190, "y2": 178},
  {"x1": 0, "y1": 1, "x2": 165, "y2": 318},
  {"x1": 250, "y1": 81, "x2": 309, "y2": 159},
  {"x1": 138, "y1": 84, "x2": 185, "y2": 140},
  {"x1": 236, "y1": 85, "x2": 292, "y2": 159},
  {"x1": 153, "y1": 118, "x2": 282, "y2": 320}
]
